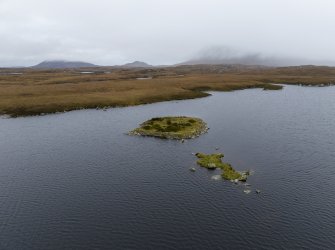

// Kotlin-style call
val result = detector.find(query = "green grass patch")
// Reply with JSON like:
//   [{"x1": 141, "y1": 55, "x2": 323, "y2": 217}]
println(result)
[
  {"x1": 130, "y1": 116, "x2": 208, "y2": 139},
  {"x1": 262, "y1": 84, "x2": 283, "y2": 90},
  {"x1": 195, "y1": 152, "x2": 248, "y2": 181}
]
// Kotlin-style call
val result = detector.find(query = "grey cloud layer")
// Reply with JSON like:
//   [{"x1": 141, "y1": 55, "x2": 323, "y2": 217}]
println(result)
[{"x1": 0, "y1": 0, "x2": 334, "y2": 66}]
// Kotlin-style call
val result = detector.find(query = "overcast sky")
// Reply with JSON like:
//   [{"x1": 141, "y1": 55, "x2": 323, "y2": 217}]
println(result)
[{"x1": 1, "y1": 0, "x2": 335, "y2": 66}]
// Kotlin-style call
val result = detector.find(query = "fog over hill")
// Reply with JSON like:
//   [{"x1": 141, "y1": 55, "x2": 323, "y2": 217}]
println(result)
[
  {"x1": 13, "y1": 46, "x2": 335, "y2": 69},
  {"x1": 180, "y1": 47, "x2": 335, "y2": 67}
]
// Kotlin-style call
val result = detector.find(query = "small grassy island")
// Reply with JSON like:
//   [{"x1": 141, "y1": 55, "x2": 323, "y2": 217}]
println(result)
[
  {"x1": 129, "y1": 116, "x2": 208, "y2": 139},
  {"x1": 195, "y1": 152, "x2": 249, "y2": 181}
]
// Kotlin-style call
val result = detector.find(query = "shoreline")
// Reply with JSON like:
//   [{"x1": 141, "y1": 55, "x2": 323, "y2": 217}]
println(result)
[
  {"x1": 1, "y1": 65, "x2": 335, "y2": 118},
  {"x1": 0, "y1": 85, "x2": 274, "y2": 118},
  {"x1": 2, "y1": 84, "x2": 335, "y2": 118},
  {"x1": 3, "y1": 84, "x2": 335, "y2": 118}
]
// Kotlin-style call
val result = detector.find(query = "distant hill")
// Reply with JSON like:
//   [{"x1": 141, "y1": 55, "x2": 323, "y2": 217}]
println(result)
[
  {"x1": 32, "y1": 60, "x2": 97, "y2": 69},
  {"x1": 121, "y1": 61, "x2": 152, "y2": 68}
]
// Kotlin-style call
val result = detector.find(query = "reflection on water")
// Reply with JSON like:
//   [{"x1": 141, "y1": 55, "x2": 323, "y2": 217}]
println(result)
[{"x1": 0, "y1": 85, "x2": 335, "y2": 249}]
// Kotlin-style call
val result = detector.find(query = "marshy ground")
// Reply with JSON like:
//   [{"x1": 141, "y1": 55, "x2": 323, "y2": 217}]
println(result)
[{"x1": 1, "y1": 64, "x2": 335, "y2": 117}]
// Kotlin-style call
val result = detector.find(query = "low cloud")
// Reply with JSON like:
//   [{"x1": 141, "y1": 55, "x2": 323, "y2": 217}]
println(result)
[{"x1": 183, "y1": 46, "x2": 335, "y2": 67}]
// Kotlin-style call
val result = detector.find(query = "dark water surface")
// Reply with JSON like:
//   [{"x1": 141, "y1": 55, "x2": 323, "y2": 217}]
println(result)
[{"x1": 1, "y1": 85, "x2": 335, "y2": 249}]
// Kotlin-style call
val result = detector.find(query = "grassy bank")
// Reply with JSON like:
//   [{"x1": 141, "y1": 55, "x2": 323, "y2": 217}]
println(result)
[{"x1": 1, "y1": 65, "x2": 334, "y2": 117}]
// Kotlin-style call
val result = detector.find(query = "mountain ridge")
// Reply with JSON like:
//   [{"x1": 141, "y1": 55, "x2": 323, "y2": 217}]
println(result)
[
  {"x1": 32, "y1": 60, "x2": 98, "y2": 69},
  {"x1": 120, "y1": 61, "x2": 153, "y2": 68}
]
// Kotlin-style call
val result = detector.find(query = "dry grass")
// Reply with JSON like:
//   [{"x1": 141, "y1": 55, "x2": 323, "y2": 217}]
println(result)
[{"x1": 1, "y1": 65, "x2": 335, "y2": 117}]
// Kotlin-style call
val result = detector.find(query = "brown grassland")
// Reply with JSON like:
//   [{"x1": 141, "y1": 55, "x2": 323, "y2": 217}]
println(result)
[{"x1": 1, "y1": 64, "x2": 335, "y2": 117}]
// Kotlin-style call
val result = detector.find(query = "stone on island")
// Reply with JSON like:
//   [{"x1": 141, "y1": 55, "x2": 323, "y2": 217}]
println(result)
[
  {"x1": 129, "y1": 116, "x2": 208, "y2": 139},
  {"x1": 195, "y1": 152, "x2": 249, "y2": 181}
]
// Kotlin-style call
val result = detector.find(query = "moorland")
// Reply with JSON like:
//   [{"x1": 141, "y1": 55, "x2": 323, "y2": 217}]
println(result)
[{"x1": 1, "y1": 64, "x2": 335, "y2": 117}]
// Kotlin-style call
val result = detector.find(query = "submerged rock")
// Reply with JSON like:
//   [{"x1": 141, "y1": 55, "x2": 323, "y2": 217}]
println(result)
[
  {"x1": 239, "y1": 172, "x2": 249, "y2": 182},
  {"x1": 256, "y1": 189, "x2": 261, "y2": 194},
  {"x1": 211, "y1": 175, "x2": 222, "y2": 181},
  {"x1": 248, "y1": 170, "x2": 255, "y2": 176}
]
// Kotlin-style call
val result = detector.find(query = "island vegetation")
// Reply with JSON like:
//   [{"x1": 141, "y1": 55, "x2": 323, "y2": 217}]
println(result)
[
  {"x1": 1, "y1": 64, "x2": 335, "y2": 117},
  {"x1": 195, "y1": 152, "x2": 249, "y2": 181},
  {"x1": 129, "y1": 116, "x2": 208, "y2": 139}
]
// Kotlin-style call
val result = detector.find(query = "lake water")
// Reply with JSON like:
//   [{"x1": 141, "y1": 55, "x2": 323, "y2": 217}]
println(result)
[{"x1": 1, "y1": 85, "x2": 335, "y2": 249}]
